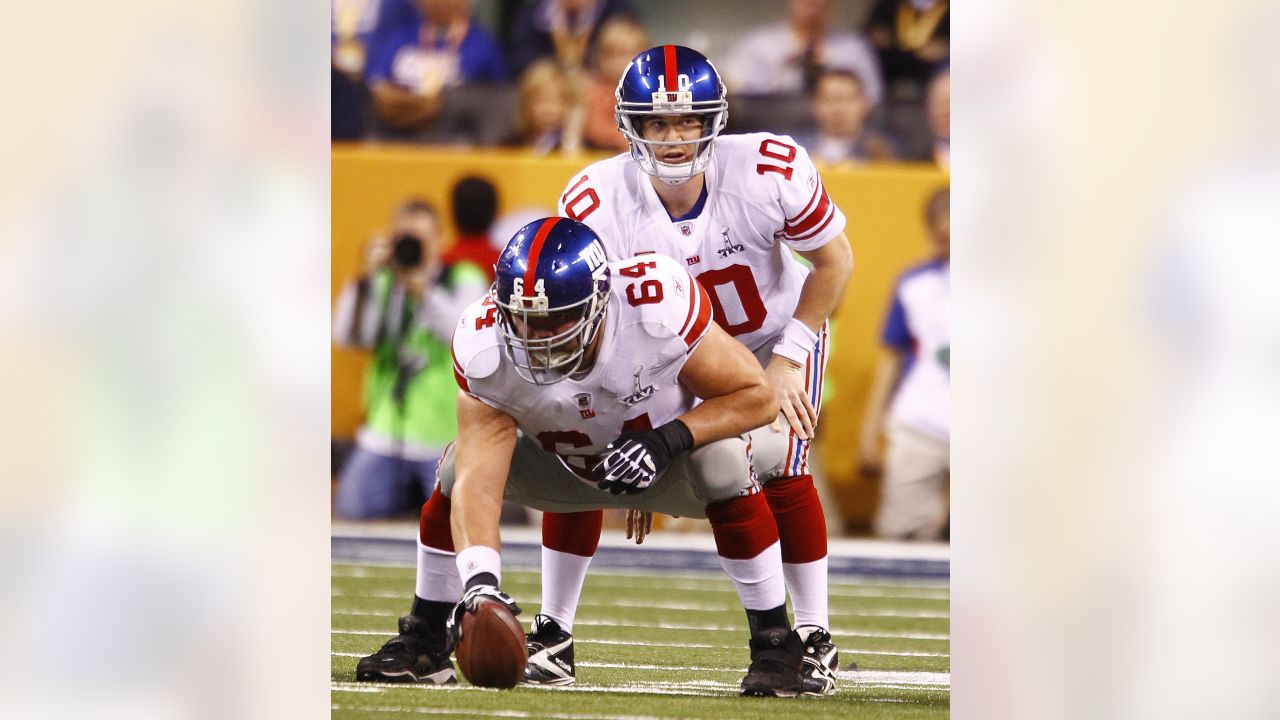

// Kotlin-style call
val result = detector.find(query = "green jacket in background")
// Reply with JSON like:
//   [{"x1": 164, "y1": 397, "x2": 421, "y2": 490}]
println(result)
[{"x1": 335, "y1": 262, "x2": 489, "y2": 459}]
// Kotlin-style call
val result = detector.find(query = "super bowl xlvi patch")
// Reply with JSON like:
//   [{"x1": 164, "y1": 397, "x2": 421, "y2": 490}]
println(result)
[
  {"x1": 620, "y1": 368, "x2": 655, "y2": 407},
  {"x1": 717, "y1": 227, "x2": 744, "y2": 258}
]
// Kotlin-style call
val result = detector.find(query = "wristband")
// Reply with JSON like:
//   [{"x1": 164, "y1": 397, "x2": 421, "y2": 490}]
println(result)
[
  {"x1": 771, "y1": 318, "x2": 818, "y2": 364},
  {"x1": 455, "y1": 545, "x2": 502, "y2": 587},
  {"x1": 654, "y1": 418, "x2": 694, "y2": 457}
]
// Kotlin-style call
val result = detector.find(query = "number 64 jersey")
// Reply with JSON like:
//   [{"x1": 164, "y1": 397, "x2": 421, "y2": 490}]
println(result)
[
  {"x1": 451, "y1": 253, "x2": 714, "y2": 486},
  {"x1": 557, "y1": 132, "x2": 848, "y2": 354}
]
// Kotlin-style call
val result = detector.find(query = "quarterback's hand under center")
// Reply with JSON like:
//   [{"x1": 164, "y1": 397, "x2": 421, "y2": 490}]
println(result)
[
  {"x1": 766, "y1": 354, "x2": 817, "y2": 440},
  {"x1": 626, "y1": 510, "x2": 653, "y2": 544}
]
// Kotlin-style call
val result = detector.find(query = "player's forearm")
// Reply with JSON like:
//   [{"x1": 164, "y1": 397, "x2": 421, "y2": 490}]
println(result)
[
  {"x1": 451, "y1": 395, "x2": 518, "y2": 553},
  {"x1": 678, "y1": 380, "x2": 777, "y2": 446},
  {"x1": 450, "y1": 476, "x2": 505, "y2": 553},
  {"x1": 793, "y1": 239, "x2": 854, "y2": 333}
]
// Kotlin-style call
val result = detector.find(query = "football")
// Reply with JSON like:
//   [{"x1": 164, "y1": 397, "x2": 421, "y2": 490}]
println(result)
[{"x1": 455, "y1": 597, "x2": 528, "y2": 688}]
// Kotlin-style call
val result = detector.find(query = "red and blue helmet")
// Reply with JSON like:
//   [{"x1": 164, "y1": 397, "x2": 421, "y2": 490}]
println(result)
[
  {"x1": 615, "y1": 45, "x2": 729, "y2": 185},
  {"x1": 492, "y1": 217, "x2": 611, "y2": 385}
]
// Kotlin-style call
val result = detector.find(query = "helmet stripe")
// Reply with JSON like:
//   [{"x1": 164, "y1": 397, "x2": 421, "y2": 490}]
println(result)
[
  {"x1": 663, "y1": 44, "x2": 677, "y2": 96},
  {"x1": 523, "y1": 217, "x2": 562, "y2": 290}
]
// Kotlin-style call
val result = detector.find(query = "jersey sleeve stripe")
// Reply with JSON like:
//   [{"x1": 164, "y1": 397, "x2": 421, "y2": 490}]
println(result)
[
  {"x1": 786, "y1": 203, "x2": 836, "y2": 242},
  {"x1": 682, "y1": 281, "x2": 713, "y2": 348},
  {"x1": 450, "y1": 341, "x2": 470, "y2": 392},
  {"x1": 677, "y1": 271, "x2": 701, "y2": 337},
  {"x1": 786, "y1": 181, "x2": 824, "y2": 224},
  {"x1": 450, "y1": 327, "x2": 471, "y2": 392},
  {"x1": 523, "y1": 217, "x2": 563, "y2": 290},
  {"x1": 784, "y1": 186, "x2": 833, "y2": 237}
]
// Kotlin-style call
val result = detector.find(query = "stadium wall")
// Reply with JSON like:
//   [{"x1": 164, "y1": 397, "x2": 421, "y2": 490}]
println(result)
[{"x1": 332, "y1": 145, "x2": 947, "y2": 530}]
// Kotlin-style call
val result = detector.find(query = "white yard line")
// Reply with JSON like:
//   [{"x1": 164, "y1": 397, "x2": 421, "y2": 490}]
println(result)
[
  {"x1": 333, "y1": 586, "x2": 948, "y2": 604},
  {"x1": 332, "y1": 627, "x2": 949, "y2": 644},
  {"x1": 332, "y1": 669, "x2": 950, "y2": 698},
  {"x1": 333, "y1": 606, "x2": 949, "y2": 621},
  {"x1": 334, "y1": 641, "x2": 946, "y2": 658},
  {"x1": 331, "y1": 563, "x2": 949, "y2": 592},
  {"x1": 331, "y1": 704, "x2": 665, "y2": 720}
]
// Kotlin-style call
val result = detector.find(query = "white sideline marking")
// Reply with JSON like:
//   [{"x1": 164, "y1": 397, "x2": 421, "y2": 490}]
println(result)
[{"x1": 331, "y1": 705, "x2": 663, "y2": 720}]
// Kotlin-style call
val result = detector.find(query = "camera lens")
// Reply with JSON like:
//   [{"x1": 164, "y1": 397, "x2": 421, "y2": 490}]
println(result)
[{"x1": 392, "y1": 234, "x2": 423, "y2": 269}]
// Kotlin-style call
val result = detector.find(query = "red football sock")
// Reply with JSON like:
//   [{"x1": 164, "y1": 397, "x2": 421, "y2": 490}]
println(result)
[
  {"x1": 418, "y1": 487, "x2": 454, "y2": 552},
  {"x1": 541, "y1": 510, "x2": 603, "y2": 557},
  {"x1": 763, "y1": 473, "x2": 828, "y2": 563}
]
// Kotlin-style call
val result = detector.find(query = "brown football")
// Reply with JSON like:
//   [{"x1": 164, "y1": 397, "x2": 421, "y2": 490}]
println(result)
[{"x1": 455, "y1": 597, "x2": 528, "y2": 688}]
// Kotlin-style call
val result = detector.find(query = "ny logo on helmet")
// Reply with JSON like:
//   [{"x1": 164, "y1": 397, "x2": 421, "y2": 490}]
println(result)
[{"x1": 581, "y1": 242, "x2": 607, "y2": 278}]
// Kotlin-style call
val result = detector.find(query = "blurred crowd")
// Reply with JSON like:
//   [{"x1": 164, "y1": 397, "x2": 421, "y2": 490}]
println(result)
[{"x1": 332, "y1": 0, "x2": 949, "y2": 170}]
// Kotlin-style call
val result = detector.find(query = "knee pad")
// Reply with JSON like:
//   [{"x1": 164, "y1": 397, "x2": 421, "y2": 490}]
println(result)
[
  {"x1": 686, "y1": 437, "x2": 757, "y2": 502},
  {"x1": 435, "y1": 443, "x2": 457, "y2": 499}
]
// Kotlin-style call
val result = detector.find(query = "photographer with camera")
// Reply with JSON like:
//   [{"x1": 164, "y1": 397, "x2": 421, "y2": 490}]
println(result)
[{"x1": 333, "y1": 199, "x2": 489, "y2": 519}]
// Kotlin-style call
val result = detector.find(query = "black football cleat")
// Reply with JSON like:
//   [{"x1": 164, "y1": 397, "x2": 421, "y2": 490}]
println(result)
[
  {"x1": 796, "y1": 625, "x2": 839, "y2": 696},
  {"x1": 523, "y1": 614, "x2": 576, "y2": 685},
  {"x1": 355, "y1": 614, "x2": 457, "y2": 684},
  {"x1": 740, "y1": 626, "x2": 804, "y2": 697}
]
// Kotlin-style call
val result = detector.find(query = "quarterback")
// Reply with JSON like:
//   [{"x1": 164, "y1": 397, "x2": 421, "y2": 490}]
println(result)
[
  {"x1": 357, "y1": 217, "x2": 809, "y2": 697},
  {"x1": 533, "y1": 45, "x2": 854, "y2": 695}
]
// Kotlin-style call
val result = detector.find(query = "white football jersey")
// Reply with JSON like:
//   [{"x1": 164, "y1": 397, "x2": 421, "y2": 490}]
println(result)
[
  {"x1": 451, "y1": 253, "x2": 713, "y2": 485},
  {"x1": 557, "y1": 133, "x2": 847, "y2": 353}
]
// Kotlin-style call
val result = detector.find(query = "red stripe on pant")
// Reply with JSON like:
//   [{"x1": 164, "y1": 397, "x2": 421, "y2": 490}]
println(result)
[
  {"x1": 542, "y1": 510, "x2": 603, "y2": 557},
  {"x1": 419, "y1": 488, "x2": 454, "y2": 552},
  {"x1": 705, "y1": 493, "x2": 779, "y2": 560},
  {"x1": 763, "y1": 474, "x2": 828, "y2": 563}
]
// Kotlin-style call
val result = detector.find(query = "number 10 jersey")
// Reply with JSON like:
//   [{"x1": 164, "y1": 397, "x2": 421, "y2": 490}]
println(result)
[{"x1": 558, "y1": 132, "x2": 848, "y2": 354}]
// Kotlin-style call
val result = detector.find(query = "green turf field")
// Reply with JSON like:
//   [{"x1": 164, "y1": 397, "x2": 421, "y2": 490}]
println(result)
[{"x1": 332, "y1": 562, "x2": 950, "y2": 719}]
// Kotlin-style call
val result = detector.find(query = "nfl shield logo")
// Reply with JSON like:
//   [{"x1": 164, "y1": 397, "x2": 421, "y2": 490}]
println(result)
[
  {"x1": 574, "y1": 392, "x2": 595, "y2": 419},
  {"x1": 680, "y1": 224, "x2": 692, "y2": 236}
]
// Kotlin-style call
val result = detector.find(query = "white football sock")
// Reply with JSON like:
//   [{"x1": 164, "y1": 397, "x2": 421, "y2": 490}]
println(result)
[
  {"x1": 718, "y1": 541, "x2": 786, "y2": 611},
  {"x1": 416, "y1": 540, "x2": 462, "y2": 603},
  {"x1": 540, "y1": 546, "x2": 593, "y2": 633},
  {"x1": 784, "y1": 556, "x2": 829, "y2": 629}
]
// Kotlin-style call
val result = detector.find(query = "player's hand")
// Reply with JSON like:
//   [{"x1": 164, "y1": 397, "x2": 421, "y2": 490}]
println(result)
[
  {"x1": 626, "y1": 510, "x2": 653, "y2": 544},
  {"x1": 445, "y1": 585, "x2": 521, "y2": 648},
  {"x1": 594, "y1": 421, "x2": 693, "y2": 495},
  {"x1": 594, "y1": 433, "x2": 664, "y2": 495},
  {"x1": 766, "y1": 354, "x2": 818, "y2": 440}
]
